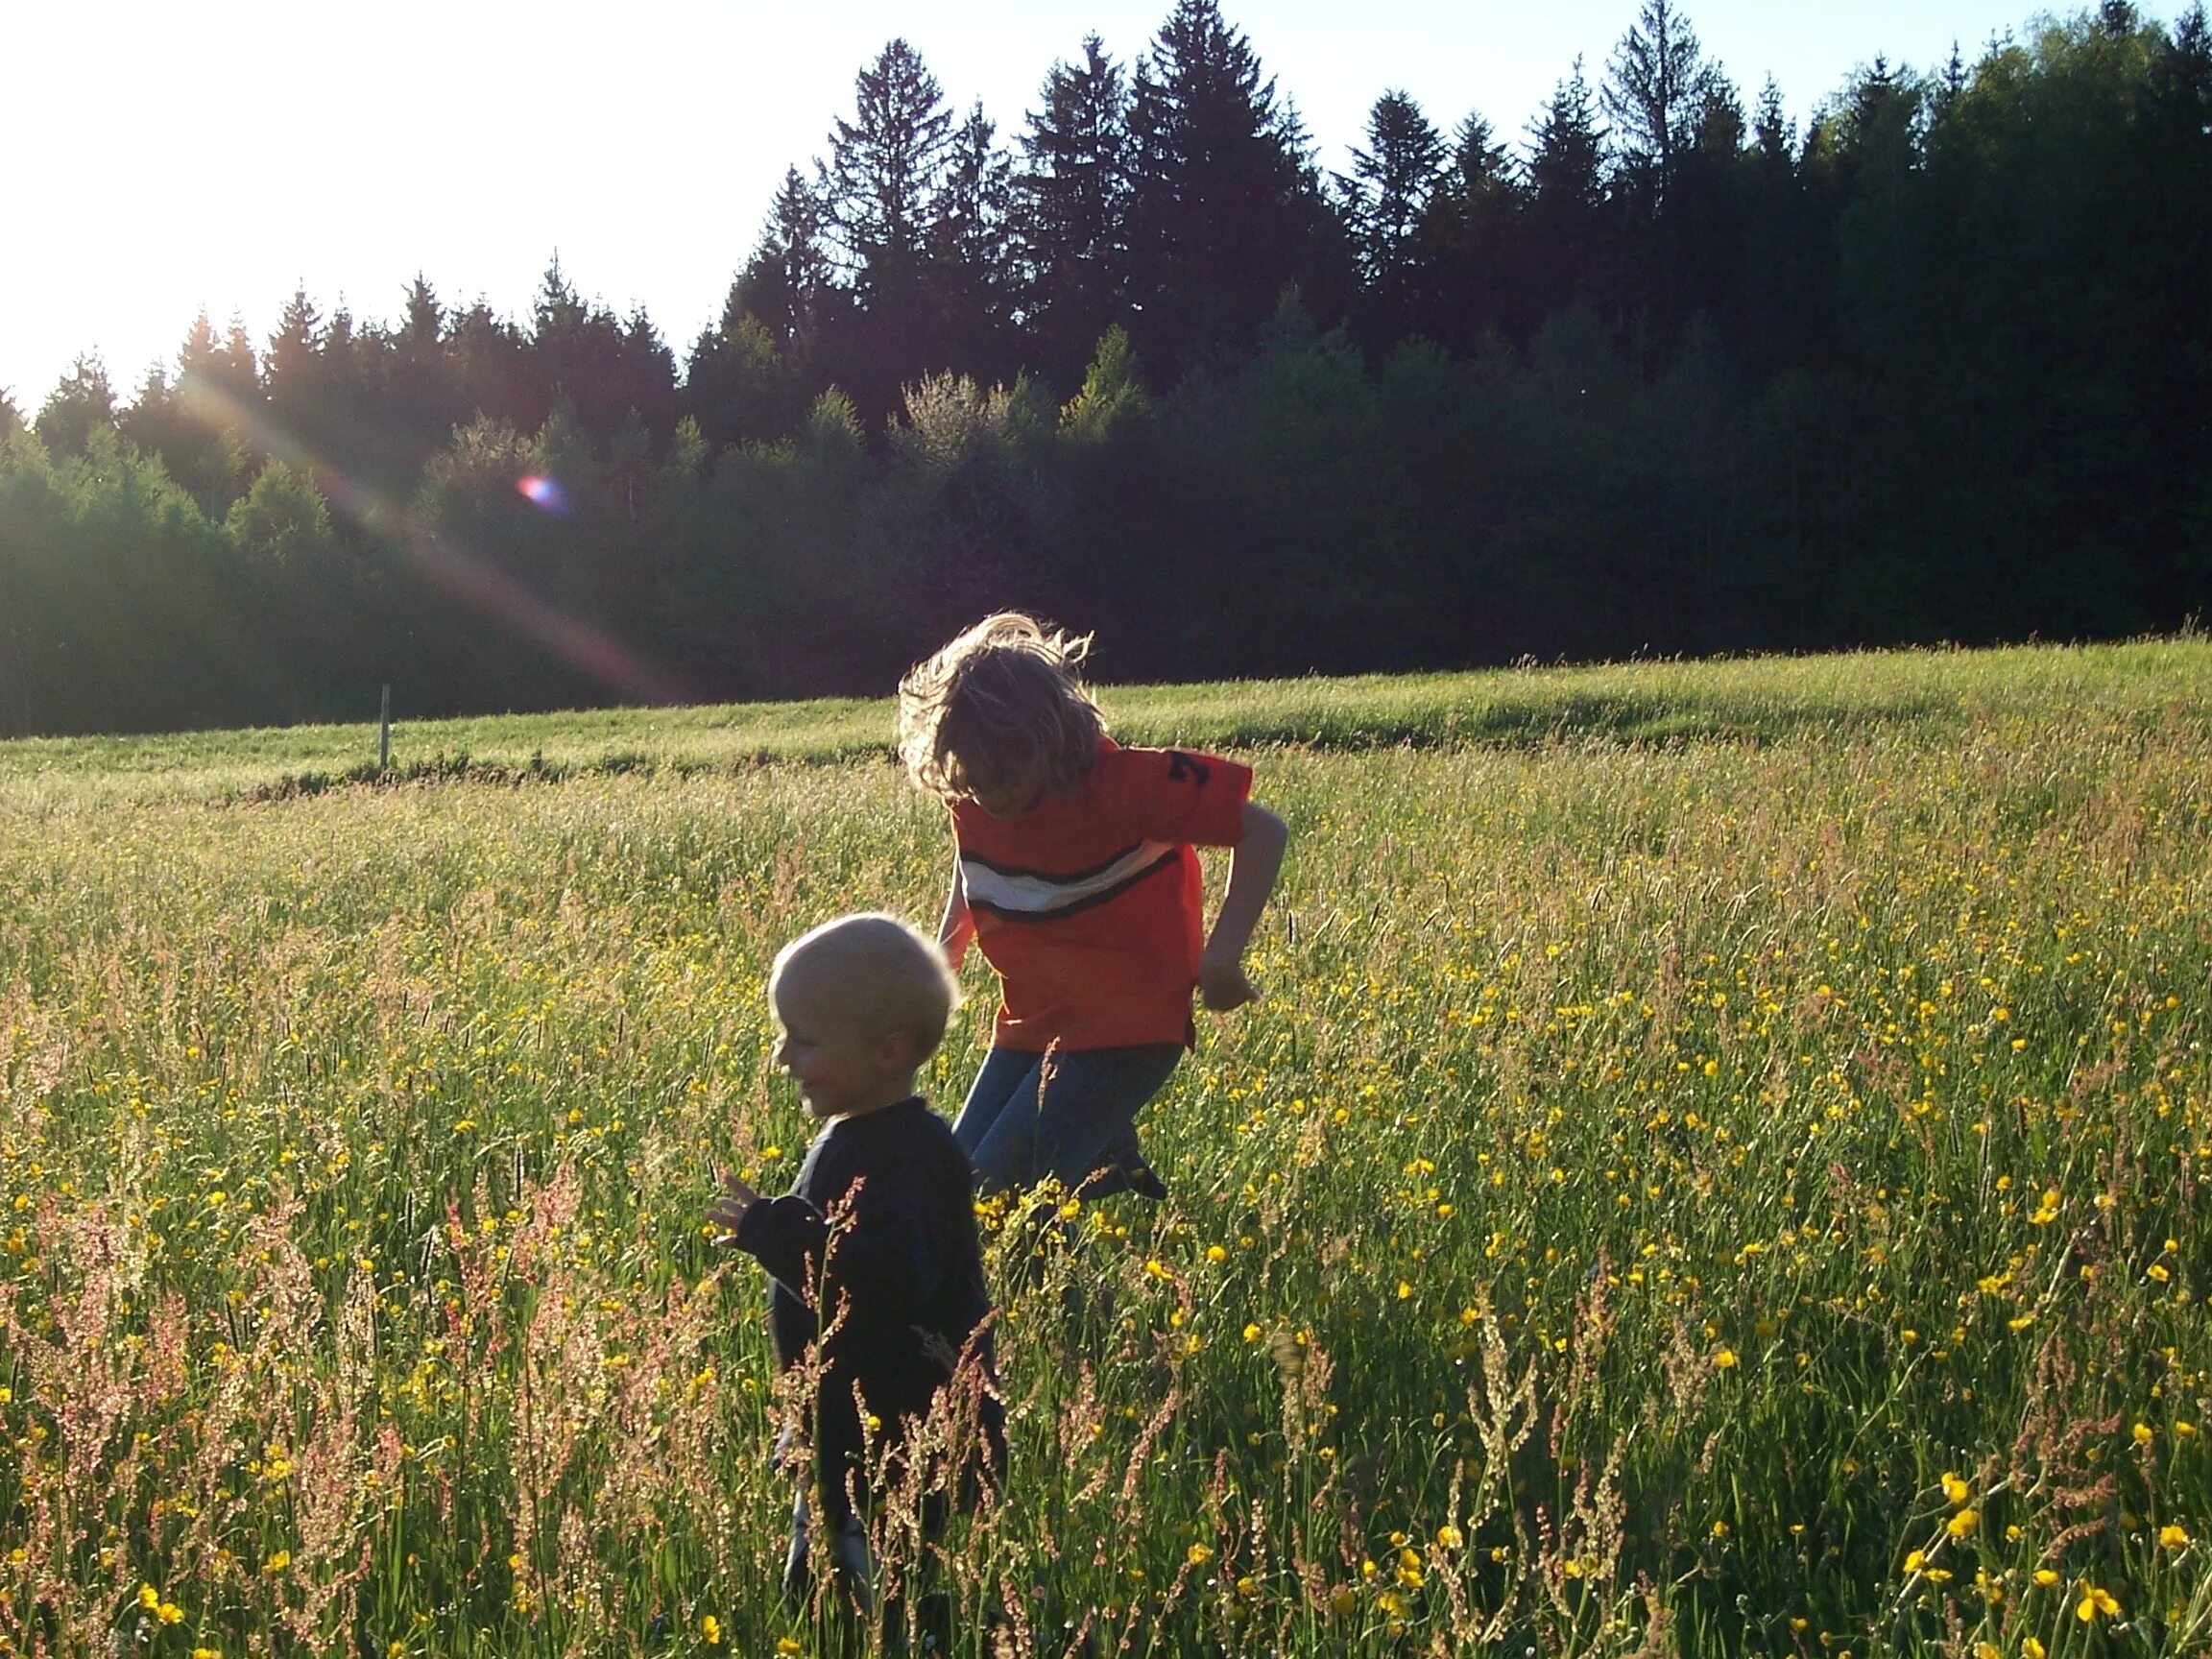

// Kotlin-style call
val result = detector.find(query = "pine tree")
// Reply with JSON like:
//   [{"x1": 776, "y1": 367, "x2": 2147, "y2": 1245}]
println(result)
[{"x1": 448, "y1": 300, "x2": 537, "y2": 432}]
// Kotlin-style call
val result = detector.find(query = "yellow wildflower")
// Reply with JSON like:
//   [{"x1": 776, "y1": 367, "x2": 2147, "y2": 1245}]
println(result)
[{"x1": 2077, "y1": 1585, "x2": 2119, "y2": 1621}]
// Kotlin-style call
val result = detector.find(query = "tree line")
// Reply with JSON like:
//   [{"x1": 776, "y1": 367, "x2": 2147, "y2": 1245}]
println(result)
[{"x1": 4, "y1": 0, "x2": 2207, "y2": 736}]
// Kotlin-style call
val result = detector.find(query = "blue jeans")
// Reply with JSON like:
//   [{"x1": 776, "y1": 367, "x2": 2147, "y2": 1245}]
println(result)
[{"x1": 953, "y1": 1044, "x2": 1184, "y2": 1197}]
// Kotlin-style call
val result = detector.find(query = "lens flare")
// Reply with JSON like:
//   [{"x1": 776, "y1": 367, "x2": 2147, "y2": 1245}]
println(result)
[
  {"x1": 517, "y1": 474, "x2": 568, "y2": 515},
  {"x1": 174, "y1": 377, "x2": 687, "y2": 706}
]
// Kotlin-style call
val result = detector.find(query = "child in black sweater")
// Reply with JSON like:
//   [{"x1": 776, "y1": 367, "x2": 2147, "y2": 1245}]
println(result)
[{"x1": 708, "y1": 913, "x2": 1003, "y2": 1615}]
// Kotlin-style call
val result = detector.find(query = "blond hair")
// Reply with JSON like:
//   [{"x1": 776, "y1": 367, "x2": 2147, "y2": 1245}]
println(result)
[
  {"x1": 770, "y1": 914, "x2": 961, "y2": 1059},
  {"x1": 897, "y1": 613, "x2": 1108, "y2": 802}
]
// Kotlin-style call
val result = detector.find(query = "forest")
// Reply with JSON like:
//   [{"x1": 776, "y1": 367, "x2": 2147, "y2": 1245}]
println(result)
[{"x1": 2, "y1": 0, "x2": 2207, "y2": 736}]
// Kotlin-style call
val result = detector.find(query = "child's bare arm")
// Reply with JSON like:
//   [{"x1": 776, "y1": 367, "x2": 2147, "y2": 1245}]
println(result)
[
  {"x1": 1198, "y1": 802, "x2": 1288, "y2": 1011},
  {"x1": 937, "y1": 861, "x2": 974, "y2": 971}
]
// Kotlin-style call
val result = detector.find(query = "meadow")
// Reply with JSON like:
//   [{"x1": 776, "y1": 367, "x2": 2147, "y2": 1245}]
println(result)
[{"x1": 2, "y1": 638, "x2": 2209, "y2": 1657}]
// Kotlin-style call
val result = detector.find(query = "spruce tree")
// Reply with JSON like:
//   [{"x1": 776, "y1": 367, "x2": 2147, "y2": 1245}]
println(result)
[
  {"x1": 1524, "y1": 60, "x2": 1608, "y2": 308},
  {"x1": 35, "y1": 355, "x2": 117, "y2": 458},
  {"x1": 820, "y1": 39, "x2": 954, "y2": 302},
  {"x1": 933, "y1": 102, "x2": 1019, "y2": 378},
  {"x1": 1124, "y1": 0, "x2": 1325, "y2": 374},
  {"x1": 1602, "y1": 0, "x2": 1720, "y2": 205},
  {"x1": 1016, "y1": 35, "x2": 1134, "y2": 382},
  {"x1": 1339, "y1": 90, "x2": 1447, "y2": 288},
  {"x1": 817, "y1": 38, "x2": 957, "y2": 412}
]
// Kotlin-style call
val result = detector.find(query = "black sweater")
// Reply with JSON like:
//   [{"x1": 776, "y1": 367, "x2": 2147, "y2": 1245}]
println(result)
[{"x1": 733, "y1": 1096, "x2": 999, "y2": 1520}]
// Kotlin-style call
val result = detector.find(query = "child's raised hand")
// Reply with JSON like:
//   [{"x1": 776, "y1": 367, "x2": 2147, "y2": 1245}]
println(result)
[
  {"x1": 707, "y1": 1167, "x2": 761, "y2": 1243},
  {"x1": 1197, "y1": 950, "x2": 1260, "y2": 1012}
]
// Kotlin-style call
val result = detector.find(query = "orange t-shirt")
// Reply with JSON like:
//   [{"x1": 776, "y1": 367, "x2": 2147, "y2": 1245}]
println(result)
[{"x1": 952, "y1": 739, "x2": 1254, "y2": 1051}]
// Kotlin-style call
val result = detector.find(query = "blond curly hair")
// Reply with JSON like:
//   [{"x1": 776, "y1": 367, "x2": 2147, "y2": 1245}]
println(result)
[{"x1": 898, "y1": 613, "x2": 1108, "y2": 802}]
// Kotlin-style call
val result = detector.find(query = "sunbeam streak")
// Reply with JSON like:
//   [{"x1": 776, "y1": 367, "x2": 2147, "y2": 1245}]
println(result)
[{"x1": 179, "y1": 378, "x2": 689, "y2": 707}]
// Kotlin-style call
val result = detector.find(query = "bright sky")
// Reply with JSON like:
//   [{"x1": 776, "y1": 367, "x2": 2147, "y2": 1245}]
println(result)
[{"x1": 5, "y1": 0, "x2": 2103, "y2": 413}]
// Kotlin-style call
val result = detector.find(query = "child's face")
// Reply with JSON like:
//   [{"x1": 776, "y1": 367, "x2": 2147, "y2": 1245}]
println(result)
[
  {"x1": 961, "y1": 758, "x2": 1043, "y2": 819},
  {"x1": 770, "y1": 977, "x2": 913, "y2": 1121}
]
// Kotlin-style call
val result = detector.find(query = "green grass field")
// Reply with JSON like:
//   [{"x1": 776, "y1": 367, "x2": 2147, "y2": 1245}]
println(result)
[{"x1": 3, "y1": 639, "x2": 2209, "y2": 1657}]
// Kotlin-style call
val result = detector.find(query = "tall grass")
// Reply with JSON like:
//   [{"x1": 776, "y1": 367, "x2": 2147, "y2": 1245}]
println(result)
[{"x1": 1, "y1": 640, "x2": 2208, "y2": 1655}]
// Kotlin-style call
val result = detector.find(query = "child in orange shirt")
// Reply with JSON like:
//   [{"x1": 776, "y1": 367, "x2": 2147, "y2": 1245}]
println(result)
[{"x1": 897, "y1": 613, "x2": 1288, "y2": 1199}]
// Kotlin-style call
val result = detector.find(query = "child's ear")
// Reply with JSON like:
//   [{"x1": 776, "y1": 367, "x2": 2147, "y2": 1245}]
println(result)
[{"x1": 879, "y1": 1028, "x2": 921, "y2": 1070}]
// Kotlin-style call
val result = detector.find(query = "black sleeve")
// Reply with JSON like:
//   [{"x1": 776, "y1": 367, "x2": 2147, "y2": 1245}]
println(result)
[
  {"x1": 734, "y1": 1160, "x2": 952, "y2": 1318},
  {"x1": 816, "y1": 1162, "x2": 952, "y2": 1320},
  {"x1": 733, "y1": 1193, "x2": 829, "y2": 1297}
]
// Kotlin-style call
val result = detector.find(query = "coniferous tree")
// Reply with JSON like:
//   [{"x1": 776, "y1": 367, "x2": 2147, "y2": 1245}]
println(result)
[
  {"x1": 1016, "y1": 36, "x2": 1134, "y2": 384},
  {"x1": 1734, "y1": 77, "x2": 1823, "y2": 374},
  {"x1": 125, "y1": 323, "x2": 246, "y2": 508},
  {"x1": 1524, "y1": 60, "x2": 1609, "y2": 312},
  {"x1": 1602, "y1": 0, "x2": 1721, "y2": 206},
  {"x1": 1339, "y1": 90, "x2": 1448, "y2": 296},
  {"x1": 822, "y1": 39, "x2": 955, "y2": 299},
  {"x1": 685, "y1": 310, "x2": 788, "y2": 451},
  {"x1": 1602, "y1": 1, "x2": 1735, "y2": 341},
  {"x1": 215, "y1": 317, "x2": 261, "y2": 403},
  {"x1": 737, "y1": 168, "x2": 838, "y2": 363},
  {"x1": 819, "y1": 37, "x2": 955, "y2": 413},
  {"x1": 264, "y1": 286, "x2": 325, "y2": 425},
  {"x1": 386, "y1": 275, "x2": 464, "y2": 469},
  {"x1": 35, "y1": 356, "x2": 117, "y2": 458},
  {"x1": 2141, "y1": 6, "x2": 2212, "y2": 610},
  {"x1": 1400, "y1": 110, "x2": 1523, "y2": 347},
  {"x1": 933, "y1": 103, "x2": 1020, "y2": 379},
  {"x1": 448, "y1": 299, "x2": 536, "y2": 432},
  {"x1": 530, "y1": 255, "x2": 606, "y2": 438},
  {"x1": 1123, "y1": 0, "x2": 1333, "y2": 376}
]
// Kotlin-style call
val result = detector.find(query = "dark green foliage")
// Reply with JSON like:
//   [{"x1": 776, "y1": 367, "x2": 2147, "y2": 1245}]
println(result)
[
  {"x1": 933, "y1": 104, "x2": 1021, "y2": 381},
  {"x1": 816, "y1": 37, "x2": 958, "y2": 419},
  {"x1": 1123, "y1": 0, "x2": 1338, "y2": 377},
  {"x1": 34, "y1": 356, "x2": 118, "y2": 459},
  {"x1": 1015, "y1": 36, "x2": 1135, "y2": 385},
  {"x1": 6, "y1": 2, "x2": 2209, "y2": 738}
]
